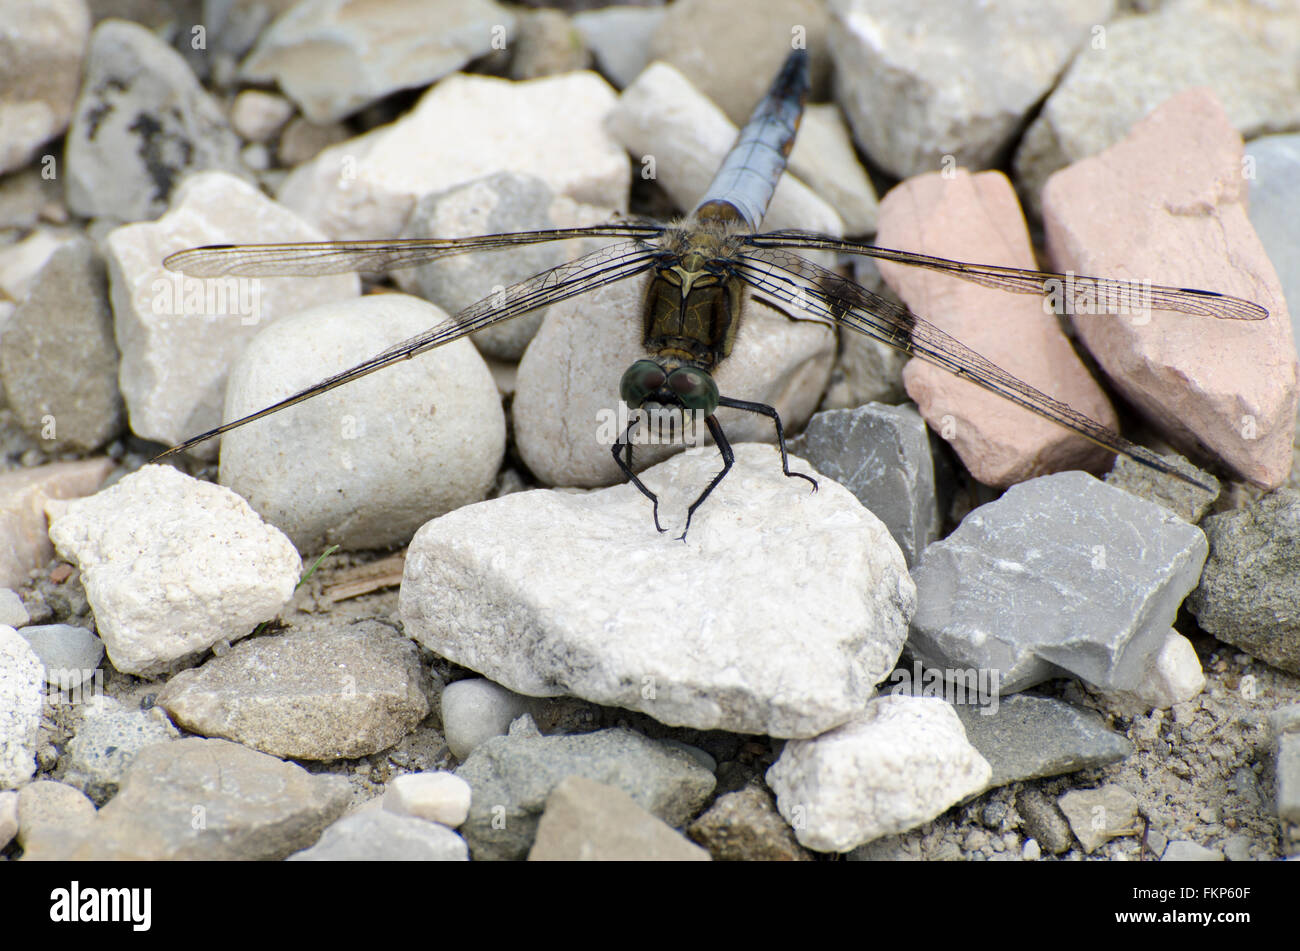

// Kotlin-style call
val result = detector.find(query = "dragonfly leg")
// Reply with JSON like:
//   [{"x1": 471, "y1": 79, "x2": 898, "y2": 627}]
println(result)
[
  {"x1": 611, "y1": 414, "x2": 665, "y2": 533},
  {"x1": 716, "y1": 395, "x2": 818, "y2": 492},
  {"x1": 680, "y1": 414, "x2": 735, "y2": 541}
]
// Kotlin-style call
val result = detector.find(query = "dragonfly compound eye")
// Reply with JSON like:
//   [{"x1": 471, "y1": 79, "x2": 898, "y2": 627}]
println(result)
[
  {"x1": 666, "y1": 367, "x2": 719, "y2": 414},
  {"x1": 620, "y1": 360, "x2": 668, "y2": 408}
]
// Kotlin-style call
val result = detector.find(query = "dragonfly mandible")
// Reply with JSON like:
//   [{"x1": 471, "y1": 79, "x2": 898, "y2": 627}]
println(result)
[{"x1": 159, "y1": 48, "x2": 1266, "y2": 538}]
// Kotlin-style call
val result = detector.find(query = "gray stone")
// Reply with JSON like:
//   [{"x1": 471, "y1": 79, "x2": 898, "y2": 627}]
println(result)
[
  {"x1": 18, "y1": 624, "x2": 104, "y2": 686},
  {"x1": 454, "y1": 726, "x2": 715, "y2": 861},
  {"x1": 441, "y1": 678, "x2": 532, "y2": 762},
  {"x1": 0, "y1": 790, "x2": 15, "y2": 850},
  {"x1": 687, "y1": 781, "x2": 813, "y2": 861},
  {"x1": 218, "y1": 294, "x2": 505, "y2": 553},
  {"x1": 1245, "y1": 135, "x2": 1300, "y2": 354},
  {"x1": 0, "y1": 625, "x2": 43, "y2": 788},
  {"x1": 395, "y1": 172, "x2": 611, "y2": 360},
  {"x1": 1015, "y1": 787, "x2": 1073, "y2": 855},
  {"x1": 647, "y1": 0, "x2": 831, "y2": 126},
  {"x1": 0, "y1": 0, "x2": 91, "y2": 175},
  {"x1": 61, "y1": 701, "x2": 181, "y2": 805},
  {"x1": 952, "y1": 693, "x2": 1131, "y2": 789},
  {"x1": 0, "y1": 588, "x2": 29, "y2": 628},
  {"x1": 20, "y1": 737, "x2": 351, "y2": 860},
  {"x1": 817, "y1": 259, "x2": 910, "y2": 411},
  {"x1": 790, "y1": 403, "x2": 940, "y2": 567},
  {"x1": 1057, "y1": 784, "x2": 1139, "y2": 854},
  {"x1": 1271, "y1": 704, "x2": 1300, "y2": 825},
  {"x1": 242, "y1": 0, "x2": 518, "y2": 123},
  {"x1": 572, "y1": 5, "x2": 664, "y2": 89},
  {"x1": 831, "y1": 0, "x2": 1114, "y2": 179},
  {"x1": 1187, "y1": 490, "x2": 1300, "y2": 675},
  {"x1": 1105, "y1": 452, "x2": 1220, "y2": 524},
  {"x1": 401, "y1": 444, "x2": 914, "y2": 739},
  {"x1": 789, "y1": 104, "x2": 879, "y2": 236},
  {"x1": 1162, "y1": 840, "x2": 1224, "y2": 862},
  {"x1": 528, "y1": 776, "x2": 711, "y2": 861},
  {"x1": 276, "y1": 116, "x2": 351, "y2": 167},
  {"x1": 909, "y1": 471, "x2": 1208, "y2": 693},
  {"x1": 65, "y1": 20, "x2": 252, "y2": 221},
  {"x1": 1014, "y1": 0, "x2": 1300, "y2": 216},
  {"x1": 0, "y1": 239, "x2": 124, "y2": 452},
  {"x1": 765, "y1": 695, "x2": 991, "y2": 853},
  {"x1": 156, "y1": 619, "x2": 428, "y2": 761},
  {"x1": 15, "y1": 780, "x2": 96, "y2": 849},
  {"x1": 508, "y1": 9, "x2": 590, "y2": 81},
  {"x1": 288, "y1": 810, "x2": 468, "y2": 861},
  {"x1": 46, "y1": 464, "x2": 302, "y2": 677}
]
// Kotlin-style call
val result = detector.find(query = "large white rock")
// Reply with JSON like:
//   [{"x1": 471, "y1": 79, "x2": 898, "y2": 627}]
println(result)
[
  {"x1": 107, "y1": 172, "x2": 360, "y2": 451},
  {"x1": 513, "y1": 269, "x2": 835, "y2": 488},
  {"x1": 0, "y1": 626, "x2": 44, "y2": 789},
  {"x1": 0, "y1": 0, "x2": 90, "y2": 176},
  {"x1": 219, "y1": 294, "x2": 505, "y2": 552},
  {"x1": 276, "y1": 70, "x2": 630, "y2": 240},
  {"x1": 46, "y1": 465, "x2": 301, "y2": 677},
  {"x1": 765, "y1": 694, "x2": 991, "y2": 852},
  {"x1": 400, "y1": 444, "x2": 915, "y2": 738},
  {"x1": 241, "y1": 0, "x2": 518, "y2": 123},
  {"x1": 606, "y1": 61, "x2": 842, "y2": 237}
]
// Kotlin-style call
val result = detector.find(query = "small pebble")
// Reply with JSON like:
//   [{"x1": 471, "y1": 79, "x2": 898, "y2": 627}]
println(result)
[{"x1": 383, "y1": 771, "x2": 472, "y2": 829}]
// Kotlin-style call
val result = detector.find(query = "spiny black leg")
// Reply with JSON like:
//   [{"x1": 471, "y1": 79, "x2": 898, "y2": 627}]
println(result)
[
  {"x1": 680, "y1": 415, "x2": 735, "y2": 541},
  {"x1": 716, "y1": 395, "x2": 818, "y2": 493},
  {"x1": 611, "y1": 415, "x2": 665, "y2": 533}
]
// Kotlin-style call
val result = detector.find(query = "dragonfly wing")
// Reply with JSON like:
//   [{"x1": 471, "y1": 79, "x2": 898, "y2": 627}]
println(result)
[
  {"x1": 155, "y1": 238, "x2": 661, "y2": 458},
  {"x1": 734, "y1": 246, "x2": 1216, "y2": 491},
  {"x1": 163, "y1": 225, "x2": 665, "y2": 277},
  {"x1": 745, "y1": 230, "x2": 1267, "y2": 321}
]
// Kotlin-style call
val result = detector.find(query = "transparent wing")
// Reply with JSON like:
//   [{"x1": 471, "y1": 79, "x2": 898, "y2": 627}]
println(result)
[
  {"x1": 154, "y1": 238, "x2": 661, "y2": 458},
  {"x1": 744, "y1": 230, "x2": 1267, "y2": 321},
  {"x1": 164, "y1": 224, "x2": 666, "y2": 277},
  {"x1": 734, "y1": 247, "x2": 1216, "y2": 490}
]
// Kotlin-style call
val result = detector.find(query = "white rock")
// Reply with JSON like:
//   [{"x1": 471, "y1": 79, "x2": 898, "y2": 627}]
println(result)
[
  {"x1": 219, "y1": 294, "x2": 505, "y2": 552},
  {"x1": 829, "y1": 0, "x2": 1114, "y2": 179},
  {"x1": 401, "y1": 444, "x2": 915, "y2": 738},
  {"x1": 440, "y1": 678, "x2": 532, "y2": 761},
  {"x1": 788, "y1": 104, "x2": 879, "y2": 236},
  {"x1": 229, "y1": 89, "x2": 296, "y2": 143},
  {"x1": 241, "y1": 0, "x2": 518, "y2": 123},
  {"x1": 0, "y1": 588, "x2": 29, "y2": 628},
  {"x1": 0, "y1": 625, "x2": 43, "y2": 788},
  {"x1": 1103, "y1": 630, "x2": 1206, "y2": 713},
  {"x1": 107, "y1": 171, "x2": 360, "y2": 450},
  {"x1": 276, "y1": 71, "x2": 630, "y2": 240},
  {"x1": 46, "y1": 465, "x2": 301, "y2": 677},
  {"x1": 1014, "y1": 0, "x2": 1300, "y2": 215},
  {"x1": 394, "y1": 171, "x2": 618, "y2": 360},
  {"x1": 513, "y1": 268, "x2": 835, "y2": 488},
  {"x1": 573, "y1": 6, "x2": 665, "y2": 88},
  {"x1": 0, "y1": 0, "x2": 91, "y2": 175},
  {"x1": 0, "y1": 227, "x2": 80, "y2": 302},
  {"x1": 384, "y1": 771, "x2": 472, "y2": 828},
  {"x1": 606, "y1": 61, "x2": 842, "y2": 237},
  {"x1": 765, "y1": 694, "x2": 991, "y2": 853}
]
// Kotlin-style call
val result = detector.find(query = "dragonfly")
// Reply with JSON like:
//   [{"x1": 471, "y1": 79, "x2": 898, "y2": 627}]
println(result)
[{"x1": 159, "y1": 48, "x2": 1266, "y2": 538}]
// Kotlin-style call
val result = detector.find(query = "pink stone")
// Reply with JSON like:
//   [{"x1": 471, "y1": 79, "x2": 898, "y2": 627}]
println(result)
[
  {"x1": 0, "y1": 458, "x2": 114, "y2": 588},
  {"x1": 1043, "y1": 87, "x2": 1298, "y2": 488},
  {"x1": 874, "y1": 169, "x2": 1118, "y2": 487}
]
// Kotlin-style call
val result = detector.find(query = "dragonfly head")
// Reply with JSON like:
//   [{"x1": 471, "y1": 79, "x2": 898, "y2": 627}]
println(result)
[{"x1": 620, "y1": 359, "x2": 719, "y2": 416}]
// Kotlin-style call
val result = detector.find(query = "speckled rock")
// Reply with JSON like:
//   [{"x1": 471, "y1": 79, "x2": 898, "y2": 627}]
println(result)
[
  {"x1": 0, "y1": 626, "x2": 44, "y2": 788},
  {"x1": 687, "y1": 781, "x2": 814, "y2": 861},
  {"x1": 46, "y1": 465, "x2": 301, "y2": 677},
  {"x1": 289, "y1": 809, "x2": 469, "y2": 861}
]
